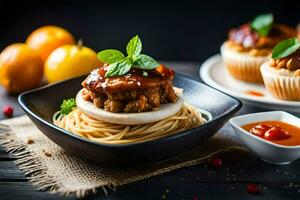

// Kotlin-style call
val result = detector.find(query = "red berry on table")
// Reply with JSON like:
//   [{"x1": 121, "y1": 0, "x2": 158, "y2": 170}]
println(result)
[
  {"x1": 193, "y1": 196, "x2": 199, "y2": 200},
  {"x1": 247, "y1": 183, "x2": 261, "y2": 194},
  {"x1": 3, "y1": 105, "x2": 13, "y2": 118},
  {"x1": 211, "y1": 157, "x2": 223, "y2": 168}
]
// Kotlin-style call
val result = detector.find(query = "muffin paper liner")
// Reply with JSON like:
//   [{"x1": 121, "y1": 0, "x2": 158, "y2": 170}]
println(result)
[
  {"x1": 220, "y1": 43, "x2": 269, "y2": 83},
  {"x1": 261, "y1": 63, "x2": 300, "y2": 101}
]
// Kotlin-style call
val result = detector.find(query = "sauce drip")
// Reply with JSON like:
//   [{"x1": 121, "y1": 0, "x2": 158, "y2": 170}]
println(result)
[
  {"x1": 242, "y1": 121, "x2": 300, "y2": 146},
  {"x1": 245, "y1": 90, "x2": 264, "y2": 97}
]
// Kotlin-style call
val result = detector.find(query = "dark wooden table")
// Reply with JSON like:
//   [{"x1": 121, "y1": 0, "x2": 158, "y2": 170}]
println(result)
[{"x1": 0, "y1": 62, "x2": 300, "y2": 200}]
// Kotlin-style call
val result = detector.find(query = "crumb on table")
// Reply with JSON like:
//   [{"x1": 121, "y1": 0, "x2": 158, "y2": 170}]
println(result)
[
  {"x1": 42, "y1": 149, "x2": 52, "y2": 157},
  {"x1": 27, "y1": 137, "x2": 34, "y2": 144}
]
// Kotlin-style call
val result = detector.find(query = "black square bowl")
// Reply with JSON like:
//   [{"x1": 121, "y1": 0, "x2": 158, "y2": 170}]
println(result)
[{"x1": 18, "y1": 73, "x2": 242, "y2": 166}]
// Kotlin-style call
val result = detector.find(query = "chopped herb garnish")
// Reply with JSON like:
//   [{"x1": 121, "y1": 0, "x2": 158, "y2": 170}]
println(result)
[
  {"x1": 60, "y1": 98, "x2": 76, "y2": 115},
  {"x1": 142, "y1": 71, "x2": 148, "y2": 76},
  {"x1": 97, "y1": 35, "x2": 160, "y2": 77}
]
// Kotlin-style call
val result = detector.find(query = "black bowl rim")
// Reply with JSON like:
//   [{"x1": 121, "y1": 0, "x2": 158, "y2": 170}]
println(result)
[{"x1": 18, "y1": 73, "x2": 242, "y2": 148}]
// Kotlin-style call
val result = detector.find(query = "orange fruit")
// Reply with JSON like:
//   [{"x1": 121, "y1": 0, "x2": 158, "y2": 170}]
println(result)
[
  {"x1": 0, "y1": 43, "x2": 43, "y2": 93},
  {"x1": 26, "y1": 25, "x2": 75, "y2": 62},
  {"x1": 45, "y1": 43, "x2": 103, "y2": 83}
]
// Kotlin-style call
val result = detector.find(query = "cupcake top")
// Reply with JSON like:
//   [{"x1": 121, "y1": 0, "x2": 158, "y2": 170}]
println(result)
[
  {"x1": 270, "y1": 37, "x2": 300, "y2": 76},
  {"x1": 227, "y1": 14, "x2": 296, "y2": 56}
]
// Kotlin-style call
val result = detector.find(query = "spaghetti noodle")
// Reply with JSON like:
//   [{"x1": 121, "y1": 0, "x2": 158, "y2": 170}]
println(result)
[{"x1": 53, "y1": 104, "x2": 206, "y2": 144}]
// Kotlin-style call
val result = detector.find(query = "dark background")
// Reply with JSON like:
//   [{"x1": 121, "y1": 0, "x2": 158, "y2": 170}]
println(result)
[{"x1": 1, "y1": 0, "x2": 299, "y2": 62}]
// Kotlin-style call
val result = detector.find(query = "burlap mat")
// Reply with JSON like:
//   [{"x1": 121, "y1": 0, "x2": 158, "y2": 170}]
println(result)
[{"x1": 0, "y1": 115, "x2": 247, "y2": 198}]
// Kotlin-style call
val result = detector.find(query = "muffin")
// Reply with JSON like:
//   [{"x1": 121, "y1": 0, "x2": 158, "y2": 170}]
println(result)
[
  {"x1": 221, "y1": 14, "x2": 296, "y2": 83},
  {"x1": 261, "y1": 38, "x2": 300, "y2": 100}
]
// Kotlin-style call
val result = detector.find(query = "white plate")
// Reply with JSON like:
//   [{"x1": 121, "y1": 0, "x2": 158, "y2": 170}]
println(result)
[{"x1": 199, "y1": 54, "x2": 300, "y2": 113}]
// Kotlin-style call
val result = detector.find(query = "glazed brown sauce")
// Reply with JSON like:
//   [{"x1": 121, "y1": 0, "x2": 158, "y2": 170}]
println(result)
[
  {"x1": 242, "y1": 121, "x2": 300, "y2": 146},
  {"x1": 85, "y1": 65, "x2": 174, "y2": 93},
  {"x1": 245, "y1": 90, "x2": 264, "y2": 97}
]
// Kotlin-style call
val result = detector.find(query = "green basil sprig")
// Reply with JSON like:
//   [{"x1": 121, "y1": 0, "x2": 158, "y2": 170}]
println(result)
[
  {"x1": 251, "y1": 13, "x2": 273, "y2": 36},
  {"x1": 272, "y1": 37, "x2": 300, "y2": 59},
  {"x1": 60, "y1": 98, "x2": 76, "y2": 115},
  {"x1": 97, "y1": 35, "x2": 160, "y2": 77}
]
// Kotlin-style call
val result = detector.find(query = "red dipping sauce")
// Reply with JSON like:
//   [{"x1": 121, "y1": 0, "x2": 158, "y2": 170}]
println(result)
[{"x1": 242, "y1": 121, "x2": 300, "y2": 146}]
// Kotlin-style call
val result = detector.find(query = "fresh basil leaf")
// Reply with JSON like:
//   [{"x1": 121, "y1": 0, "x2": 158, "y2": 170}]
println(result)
[
  {"x1": 272, "y1": 37, "x2": 300, "y2": 59},
  {"x1": 126, "y1": 35, "x2": 142, "y2": 57},
  {"x1": 105, "y1": 59, "x2": 132, "y2": 77},
  {"x1": 133, "y1": 54, "x2": 160, "y2": 69},
  {"x1": 97, "y1": 49, "x2": 125, "y2": 64},
  {"x1": 251, "y1": 13, "x2": 273, "y2": 36}
]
